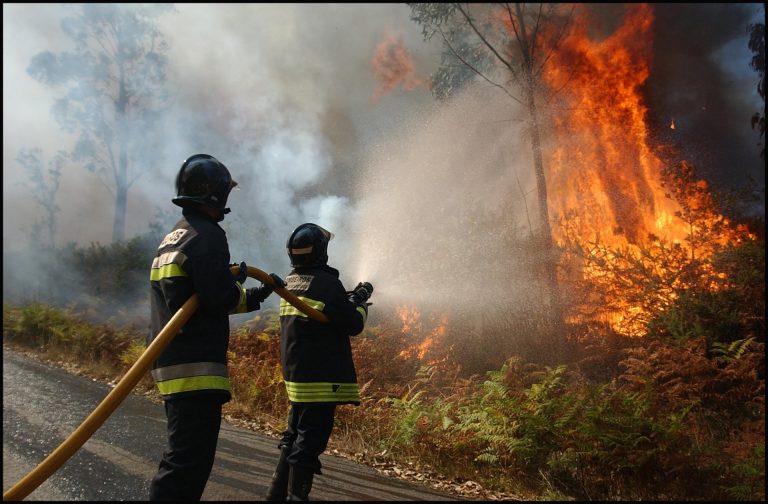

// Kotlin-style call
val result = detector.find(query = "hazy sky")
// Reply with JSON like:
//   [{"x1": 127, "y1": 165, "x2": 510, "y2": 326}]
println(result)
[{"x1": 3, "y1": 3, "x2": 440, "y2": 251}]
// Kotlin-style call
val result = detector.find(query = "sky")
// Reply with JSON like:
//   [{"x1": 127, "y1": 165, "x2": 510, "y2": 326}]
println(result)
[{"x1": 3, "y1": 3, "x2": 765, "y2": 317}]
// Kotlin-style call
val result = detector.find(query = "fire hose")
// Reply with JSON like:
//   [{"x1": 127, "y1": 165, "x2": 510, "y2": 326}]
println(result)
[{"x1": 3, "y1": 265, "x2": 328, "y2": 502}]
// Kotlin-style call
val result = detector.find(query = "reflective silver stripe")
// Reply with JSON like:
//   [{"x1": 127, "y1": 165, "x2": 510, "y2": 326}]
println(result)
[
  {"x1": 151, "y1": 362, "x2": 228, "y2": 382},
  {"x1": 151, "y1": 251, "x2": 188, "y2": 269}
]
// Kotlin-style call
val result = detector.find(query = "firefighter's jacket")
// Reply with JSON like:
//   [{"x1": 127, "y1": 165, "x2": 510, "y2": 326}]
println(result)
[
  {"x1": 148, "y1": 208, "x2": 255, "y2": 402},
  {"x1": 279, "y1": 264, "x2": 368, "y2": 405}
]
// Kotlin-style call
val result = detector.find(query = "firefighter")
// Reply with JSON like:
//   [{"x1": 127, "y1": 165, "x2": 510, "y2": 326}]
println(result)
[
  {"x1": 148, "y1": 153, "x2": 284, "y2": 501},
  {"x1": 265, "y1": 223, "x2": 374, "y2": 501}
]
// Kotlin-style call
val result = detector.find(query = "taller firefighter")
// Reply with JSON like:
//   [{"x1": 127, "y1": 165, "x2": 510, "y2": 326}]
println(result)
[
  {"x1": 265, "y1": 223, "x2": 374, "y2": 501},
  {"x1": 147, "y1": 153, "x2": 284, "y2": 501}
]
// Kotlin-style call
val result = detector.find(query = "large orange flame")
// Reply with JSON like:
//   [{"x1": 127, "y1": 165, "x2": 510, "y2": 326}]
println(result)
[
  {"x1": 538, "y1": 4, "x2": 752, "y2": 334},
  {"x1": 543, "y1": 4, "x2": 684, "y2": 248}
]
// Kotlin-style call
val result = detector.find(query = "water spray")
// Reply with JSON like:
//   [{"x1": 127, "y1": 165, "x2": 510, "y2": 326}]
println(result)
[{"x1": 2, "y1": 265, "x2": 326, "y2": 501}]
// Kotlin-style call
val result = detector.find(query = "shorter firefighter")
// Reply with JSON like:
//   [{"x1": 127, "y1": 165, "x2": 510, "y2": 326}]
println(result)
[{"x1": 265, "y1": 223, "x2": 374, "y2": 501}]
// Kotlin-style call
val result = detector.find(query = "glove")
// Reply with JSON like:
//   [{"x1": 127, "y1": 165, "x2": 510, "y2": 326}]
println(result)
[
  {"x1": 231, "y1": 261, "x2": 247, "y2": 284},
  {"x1": 348, "y1": 281, "x2": 374, "y2": 305},
  {"x1": 248, "y1": 273, "x2": 285, "y2": 305},
  {"x1": 269, "y1": 273, "x2": 287, "y2": 289}
]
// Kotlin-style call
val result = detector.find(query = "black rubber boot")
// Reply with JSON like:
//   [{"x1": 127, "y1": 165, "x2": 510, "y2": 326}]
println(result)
[
  {"x1": 287, "y1": 464, "x2": 315, "y2": 501},
  {"x1": 265, "y1": 446, "x2": 291, "y2": 501}
]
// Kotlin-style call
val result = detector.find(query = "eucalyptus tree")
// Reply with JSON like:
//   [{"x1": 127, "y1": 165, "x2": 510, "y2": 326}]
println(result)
[
  {"x1": 27, "y1": 4, "x2": 175, "y2": 242},
  {"x1": 16, "y1": 148, "x2": 66, "y2": 248},
  {"x1": 408, "y1": 3, "x2": 574, "y2": 331}
]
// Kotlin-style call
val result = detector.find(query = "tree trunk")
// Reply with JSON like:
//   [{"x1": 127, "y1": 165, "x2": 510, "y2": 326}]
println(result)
[
  {"x1": 515, "y1": 3, "x2": 564, "y2": 349},
  {"x1": 112, "y1": 64, "x2": 128, "y2": 243},
  {"x1": 112, "y1": 151, "x2": 127, "y2": 243},
  {"x1": 528, "y1": 92, "x2": 561, "y2": 311}
]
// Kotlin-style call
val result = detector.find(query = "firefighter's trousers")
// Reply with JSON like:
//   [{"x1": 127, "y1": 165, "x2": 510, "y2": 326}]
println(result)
[
  {"x1": 279, "y1": 403, "x2": 337, "y2": 474},
  {"x1": 149, "y1": 395, "x2": 224, "y2": 501}
]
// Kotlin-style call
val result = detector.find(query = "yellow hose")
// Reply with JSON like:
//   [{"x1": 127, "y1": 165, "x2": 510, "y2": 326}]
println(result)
[{"x1": 3, "y1": 265, "x2": 323, "y2": 501}]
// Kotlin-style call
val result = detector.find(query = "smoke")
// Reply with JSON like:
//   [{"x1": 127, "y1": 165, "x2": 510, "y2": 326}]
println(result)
[
  {"x1": 347, "y1": 85, "x2": 539, "y2": 316},
  {"x1": 3, "y1": 4, "x2": 763, "y2": 325},
  {"x1": 2, "y1": 4, "x2": 440, "y2": 316},
  {"x1": 640, "y1": 3, "x2": 765, "y2": 195}
]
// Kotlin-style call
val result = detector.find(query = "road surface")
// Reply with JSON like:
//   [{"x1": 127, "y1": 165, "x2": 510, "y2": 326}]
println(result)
[{"x1": 3, "y1": 348, "x2": 461, "y2": 501}]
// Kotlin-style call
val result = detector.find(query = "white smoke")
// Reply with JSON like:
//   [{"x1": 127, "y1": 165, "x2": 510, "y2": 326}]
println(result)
[{"x1": 3, "y1": 4, "x2": 440, "y2": 311}]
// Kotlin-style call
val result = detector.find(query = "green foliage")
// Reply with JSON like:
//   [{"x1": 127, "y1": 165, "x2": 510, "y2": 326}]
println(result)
[
  {"x1": 386, "y1": 388, "x2": 429, "y2": 446},
  {"x1": 407, "y1": 3, "x2": 573, "y2": 102},
  {"x1": 3, "y1": 302, "x2": 72, "y2": 347},
  {"x1": 710, "y1": 337, "x2": 756, "y2": 364},
  {"x1": 70, "y1": 235, "x2": 156, "y2": 304},
  {"x1": 4, "y1": 227, "x2": 163, "y2": 318},
  {"x1": 3, "y1": 302, "x2": 135, "y2": 367},
  {"x1": 451, "y1": 360, "x2": 573, "y2": 472},
  {"x1": 119, "y1": 339, "x2": 147, "y2": 368},
  {"x1": 723, "y1": 442, "x2": 766, "y2": 501}
]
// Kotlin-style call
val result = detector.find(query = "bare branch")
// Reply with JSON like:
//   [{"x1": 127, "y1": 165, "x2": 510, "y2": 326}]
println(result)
[
  {"x1": 456, "y1": 3, "x2": 518, "y2": 80},
  {"x1": 437, "y1": 24, "x2": 523, "y2": 105},
  {"x1": 532, "y1": 5, "x2": 576, "y2": 80}
]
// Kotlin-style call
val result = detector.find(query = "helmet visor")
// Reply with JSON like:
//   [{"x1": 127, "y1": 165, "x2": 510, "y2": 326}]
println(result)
[{"x1": 317, "y1": 225, "x2": 334, "y2": 242}]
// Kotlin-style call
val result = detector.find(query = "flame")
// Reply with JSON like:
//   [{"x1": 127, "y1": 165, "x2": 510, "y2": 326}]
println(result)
[
  {"x1": 537, "y1": 4, "x2": 752, "y2": 334},
  {"x1": 396, "y1": 304, "x2": 421, "y2": 334},
  {"x1": 670, "y1": 118, "x2": 675, "y2": 130},
  {"x1": 396, "y1": 305, "x2": 448, "y2": 361},
  {"x1": 370, "y1": 31, "x2": 429, "y2": 101}
]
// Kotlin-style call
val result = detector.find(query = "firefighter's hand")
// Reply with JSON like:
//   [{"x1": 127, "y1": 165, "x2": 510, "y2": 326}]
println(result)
[
  {"x1": 269, "y1": 273, "x2": 287, "y2": 289},
  {"x1": 232, "y1": 261, "x2": 247, "y2": 284},
  {"x1": 251, "y1": 274, "x2": 283, "y2": 303},
  {"x1": 246, "y1": 284, "x2": 272, "y2": 310},
  {"x1": 349, "y1": 282, "x2": 374, "y2": 305}
]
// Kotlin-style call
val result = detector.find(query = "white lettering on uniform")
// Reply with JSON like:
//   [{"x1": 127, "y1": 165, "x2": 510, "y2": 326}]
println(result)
[
  {"x1": 159, "y1": 229, "x2": 188, "y2": 249},
  {"x1": 287, "y1": 274, "x2": 313, "y2": 291}
]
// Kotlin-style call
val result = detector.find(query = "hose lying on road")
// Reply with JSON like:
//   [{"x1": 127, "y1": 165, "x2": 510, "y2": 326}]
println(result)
[{"x1": 2, "y1": 265, "x2": 325, "y2": 501}]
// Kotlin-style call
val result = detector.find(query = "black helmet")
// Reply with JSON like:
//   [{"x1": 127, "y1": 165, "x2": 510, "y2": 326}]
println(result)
[
  {"x1": 172, "y1": 154, "x2": 238, "y2": 213},
  {"x1": 287, "y1": 223, "x2": 334, "y2": 268}
]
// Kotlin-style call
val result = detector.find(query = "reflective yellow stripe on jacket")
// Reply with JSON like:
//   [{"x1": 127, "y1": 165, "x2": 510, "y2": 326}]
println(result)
[
  {"x1": 151, "y1": 362, "x2": 231, "y2": 396},
  {"x1": 279, "y1": 297, "x2": 325, "y2": 317},
  {"x1": 284, "y1": 380, "x2": 360, "y2": 403},
  {"x1": 150, "y1": 251, "x2": 188, "y2": 281}
]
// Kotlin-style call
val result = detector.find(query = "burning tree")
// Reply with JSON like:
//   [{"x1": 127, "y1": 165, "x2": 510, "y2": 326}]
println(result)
[{"x1": 26, "y1": 4, "x2": 174, "y2": 242}]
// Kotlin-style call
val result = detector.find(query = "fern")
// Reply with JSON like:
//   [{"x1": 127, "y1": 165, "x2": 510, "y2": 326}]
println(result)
[{"x1": 710, "y1": 337, "x2": 755, "y2": 364}]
